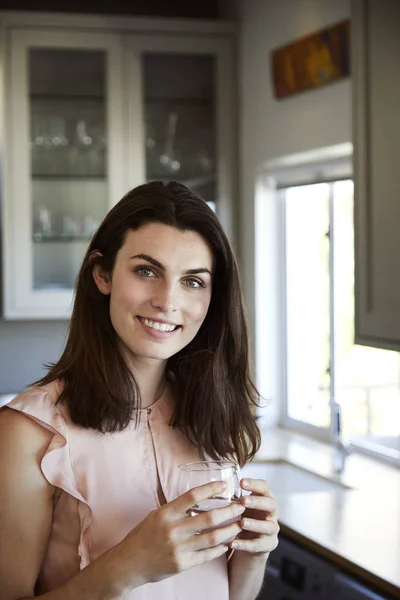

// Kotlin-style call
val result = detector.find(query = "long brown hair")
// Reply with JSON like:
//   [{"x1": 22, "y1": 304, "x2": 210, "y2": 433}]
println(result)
[{"x1": 35, "y1": 181, "x2": 261, "y2": 466}]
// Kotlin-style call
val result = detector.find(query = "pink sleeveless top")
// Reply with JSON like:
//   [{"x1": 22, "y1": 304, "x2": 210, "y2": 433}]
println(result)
[{"x1": 4, "y1": 381, "x2": 229, "y2": 599}]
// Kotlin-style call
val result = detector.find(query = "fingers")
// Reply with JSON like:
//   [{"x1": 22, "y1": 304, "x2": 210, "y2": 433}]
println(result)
[
  {"x1": 190, "y1": 521, "x2": 243, "y2": 551},
  {"x1": 241, "y1": 477, "x2": 270, "y2": 496},
  {"x1": 241, "y1": 478, "x2": 279, "y2": 519},
  {"x1": 171, "y1": 481, "x2": 227, "y2": 516},
  {"x1": 231, "y1": 530, "x2": 279, "y2": 553},
  {"x1": 196, "y1": 543, "x2": 231, "y2": 564},
  {"x1": 241, "y1": 493, "x2": 278, "y2": 514},
  {"x1": 239, "y1": 517, "x2": 280, "y2": 537},
  {"x1": 183, "y1": 501, "x2": 245, "y2": 536},
  {"x1": 233, "y1": 477, "x2": 280, "y2": 556}
]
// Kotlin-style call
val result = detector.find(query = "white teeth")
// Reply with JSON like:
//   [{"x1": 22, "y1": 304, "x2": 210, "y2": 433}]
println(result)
[{"x1": 141, "y1": 318, "x2": 177, "y2": 332}]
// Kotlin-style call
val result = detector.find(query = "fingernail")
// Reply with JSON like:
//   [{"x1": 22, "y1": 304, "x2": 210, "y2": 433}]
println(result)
[
  {"x1": 243, "y1": 496, "x2": 252, "y2": 506},
  {"x1": 242, "y1": 479, "x2": 250, "y2": 487},
  {"x1": 217, "y1": 481, "x2": 227, "y2": 490},
  {"x1": 231, "y1": 541, "x2": 239, "y2": 549},
  {"x1": 236, "y1": 504, "x2": 246, "y2": 514}
]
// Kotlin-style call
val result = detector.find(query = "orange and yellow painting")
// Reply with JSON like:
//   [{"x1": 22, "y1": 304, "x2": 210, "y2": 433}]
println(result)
[{"x1": 271, "y1": 20, "x2": 350, "y2": 99}]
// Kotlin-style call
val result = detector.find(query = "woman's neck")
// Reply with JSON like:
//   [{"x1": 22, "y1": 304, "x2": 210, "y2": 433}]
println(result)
[
  {"x1": 123, "y1": 352, "x2": 168, "y2": 408},
  {"x1": 139, "y1": 374, "x2": 167, "y2": 409}
]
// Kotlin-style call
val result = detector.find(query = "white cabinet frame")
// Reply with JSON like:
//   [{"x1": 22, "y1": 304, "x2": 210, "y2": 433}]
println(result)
[{"x1": 1, "y1": 30, "x2": 126, "y2": 319}]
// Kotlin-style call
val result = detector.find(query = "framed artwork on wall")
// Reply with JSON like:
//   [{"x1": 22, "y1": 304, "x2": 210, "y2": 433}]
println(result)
[{"x1": 271, "y1": 20, "x2": 350, "y2": 100}]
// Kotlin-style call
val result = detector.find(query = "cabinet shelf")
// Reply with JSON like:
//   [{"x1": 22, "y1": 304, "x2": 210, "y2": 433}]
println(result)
[
  {"x1": 30, "y1": 93, "x2": 105, "y2": 102},
  {"x1": 32, "y1": 174, "x2": 106, "y2": 180},
  {"x1": 147, "y1": 174, "x2": 216, "y2": 188},
  {"x1": 145, "y1": 97, "x2": 213, "y2": 106},
  {"x1": 32, "y1": 236, "x2": 92, "y2": 243}
]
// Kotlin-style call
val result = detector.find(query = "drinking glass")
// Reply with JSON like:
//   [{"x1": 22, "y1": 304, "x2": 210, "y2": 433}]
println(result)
[{"x1": 178, "y1": 460, "x2": 241, "y2": 527}]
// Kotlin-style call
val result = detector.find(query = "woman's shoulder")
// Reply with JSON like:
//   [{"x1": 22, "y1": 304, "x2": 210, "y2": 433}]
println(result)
[
  {"x1": 0, "y1": 385, "x2": 58, "y2": 475},
  {"x1": 0, "y1": 379, "x2": 80, "y2": 499},
  {"x1": 0, "y1": 404, "x2": 53, "y2": 453},
  {"x1": 0, "y1": 379, "x2": 65, "y2": 438},
  {"x1": 6, "y1": 379, "x2": 62, "y2": 409}
]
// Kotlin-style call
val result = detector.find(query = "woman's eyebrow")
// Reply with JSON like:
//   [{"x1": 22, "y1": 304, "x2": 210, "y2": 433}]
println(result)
[
  {"x1": 184, "y1": 267, "x2": 212, "y2": 276},
  {"x1": 130, "y1": 253, "x2": 163, "y2": 270},
  {"x1": 130, "y1": 253, "x2": 212, "y2": 276}
]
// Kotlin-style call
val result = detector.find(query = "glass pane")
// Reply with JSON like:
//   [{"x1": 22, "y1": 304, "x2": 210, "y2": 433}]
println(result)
[
  {"x1": 285, "y1": 184, "x2": 331, "y2": 427},
  {"x1": 29, "y1": 49, "x2": 108, "y2": 290},
  {"x1": 142, "y1": 54, "x2": 216, "y2": 204},
  {"x1": 334, "y1": 180, "x2": 400, "y2": 454}
]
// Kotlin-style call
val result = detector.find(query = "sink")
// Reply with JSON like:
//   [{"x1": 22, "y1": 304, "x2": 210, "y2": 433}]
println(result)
[{"x1": 241, "y1": 460, "x2": 351, "y2": 495}]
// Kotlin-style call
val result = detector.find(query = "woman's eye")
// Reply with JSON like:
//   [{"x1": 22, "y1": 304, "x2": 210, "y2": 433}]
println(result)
[
  {"x1": 184, "y1": 278, "x2": 204, "y2": 289},
  {"x1": 136, "y1": 266, "x2": 155, "y2": 278}
]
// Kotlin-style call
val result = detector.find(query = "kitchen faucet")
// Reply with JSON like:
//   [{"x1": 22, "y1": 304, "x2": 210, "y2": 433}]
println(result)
[{"x1": 331, "y1": 401, "x2": 351, "y2": 473}]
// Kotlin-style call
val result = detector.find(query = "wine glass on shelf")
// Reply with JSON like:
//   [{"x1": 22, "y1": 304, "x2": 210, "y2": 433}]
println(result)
[
  {"x1": 159, "y1": 111, "x2": 181, "y2": 175},
  {"x1": 178, "y1": 460, "x2": 241, "y2": 525}
]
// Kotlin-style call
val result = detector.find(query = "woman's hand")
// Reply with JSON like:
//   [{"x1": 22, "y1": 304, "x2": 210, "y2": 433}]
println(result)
[
  {"x1": 113, "y1": 481, "x2": 245, "y2": 591},
  {"x1": 230, "y1": 478, "x2": 279, "y2": 557}
]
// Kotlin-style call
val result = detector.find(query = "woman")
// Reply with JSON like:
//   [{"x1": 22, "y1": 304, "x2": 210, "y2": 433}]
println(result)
[{"x1": 0, "y1": 181, "x2": 279, "y2": 600}]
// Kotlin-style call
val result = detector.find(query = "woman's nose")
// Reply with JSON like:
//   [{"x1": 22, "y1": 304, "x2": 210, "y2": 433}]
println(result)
[{"x1": 150, "y1": 283, "x2": 178, "y2": 313}]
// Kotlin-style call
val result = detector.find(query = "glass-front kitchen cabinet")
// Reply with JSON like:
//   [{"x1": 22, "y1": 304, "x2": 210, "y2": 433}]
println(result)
[{"x1": 0, "y1": 13, "x2": 236, "y2": 319}]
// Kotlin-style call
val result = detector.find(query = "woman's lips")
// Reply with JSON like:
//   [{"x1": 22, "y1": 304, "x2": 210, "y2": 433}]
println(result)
[{"x1": 137, "y1": 316, "x2": 181, "y2": 338}]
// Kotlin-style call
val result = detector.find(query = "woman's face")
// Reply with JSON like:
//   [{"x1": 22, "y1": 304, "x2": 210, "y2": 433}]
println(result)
[{"x1": 94, "y1": 222, "x2": 213, "y2": 367}]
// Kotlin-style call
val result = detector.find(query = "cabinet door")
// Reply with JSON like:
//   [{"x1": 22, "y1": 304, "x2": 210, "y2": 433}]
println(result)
[
  {"x1": 125, "y1": 35, "x2": 237, "y2": 243},
  {"x1": 353, "y1": 0, "x2": 400, "y2": 349},
  {"x1": 3, "y1": 30, "x2": 126, "y2": 319}
]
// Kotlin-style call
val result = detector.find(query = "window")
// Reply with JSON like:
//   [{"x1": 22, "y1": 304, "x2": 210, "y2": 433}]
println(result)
[{"x1": 283, "y1": 179, "x2": 400, "y2": 462}]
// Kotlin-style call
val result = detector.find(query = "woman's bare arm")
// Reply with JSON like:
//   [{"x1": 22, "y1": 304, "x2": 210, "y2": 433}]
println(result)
[{"x1": 0, "y1": 408, "x2": 55, "y2": 599}]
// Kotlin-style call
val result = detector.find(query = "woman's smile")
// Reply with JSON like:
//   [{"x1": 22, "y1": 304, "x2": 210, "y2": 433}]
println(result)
[{"x1": 137, "y1": 316, "x2": 181, "y2": 337}]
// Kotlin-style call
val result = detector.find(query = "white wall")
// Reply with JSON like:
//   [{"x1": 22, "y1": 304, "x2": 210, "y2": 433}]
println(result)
[{"x1": 238, "y1": 0, "x2": 351, "y2": 426}]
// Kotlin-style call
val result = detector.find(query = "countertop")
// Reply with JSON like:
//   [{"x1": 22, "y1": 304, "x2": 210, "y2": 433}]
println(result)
[{"x1": 246, "y1": 428, "x2": 400, "y2": 598}]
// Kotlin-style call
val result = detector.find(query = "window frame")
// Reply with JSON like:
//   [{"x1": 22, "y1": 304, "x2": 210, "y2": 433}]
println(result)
[
  {"x1": 257, "y1": 144, "x2": 400, "y2": 466},
  {"x1": 280, "y1": 180, "x2": 346, "y2": 442}
]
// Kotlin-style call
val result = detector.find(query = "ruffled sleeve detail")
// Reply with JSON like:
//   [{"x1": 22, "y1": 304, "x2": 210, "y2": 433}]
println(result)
[{"x1": 3, "y1": 383, "x2": 93, "y2": 569}]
